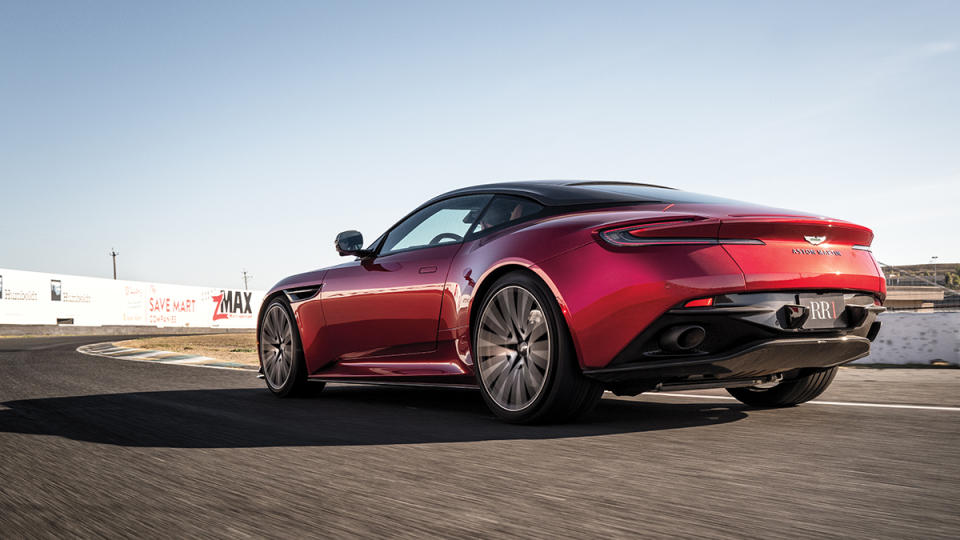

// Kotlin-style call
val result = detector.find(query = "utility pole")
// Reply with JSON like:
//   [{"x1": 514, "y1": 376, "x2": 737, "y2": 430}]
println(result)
[
  {"x1": 109, "y1": 248, "x2": 119, "y2": 280},
  {"x1": 242, "y1": 269, "x2": 252, "y2": 290},
  {"x1": 932, "y1": 256, "x2": 939, "y2": 286}
]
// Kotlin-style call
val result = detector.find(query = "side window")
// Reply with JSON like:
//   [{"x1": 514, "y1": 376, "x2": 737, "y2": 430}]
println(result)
[
  {"x1": 380, "y1": 195, "x2": 491, "y2": 255},
  {"x1": 474, "y1": 196, "x2": 543, "y2": 233}
]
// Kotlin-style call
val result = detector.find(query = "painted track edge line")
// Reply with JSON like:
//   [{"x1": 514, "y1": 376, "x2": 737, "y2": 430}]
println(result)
[{"x1": 643, "y1": 391, "x2": 960, "y2": 412}]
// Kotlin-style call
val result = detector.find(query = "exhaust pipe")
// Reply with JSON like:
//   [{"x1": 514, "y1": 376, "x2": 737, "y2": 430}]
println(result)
[{"x1": 659, "y1": 325, "x2": 706, "y2": 353}]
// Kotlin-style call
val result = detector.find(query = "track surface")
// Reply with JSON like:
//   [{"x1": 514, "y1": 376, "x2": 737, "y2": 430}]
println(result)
[{"x1": 1, "y1": 336, "x2": 958, "y2": 538}]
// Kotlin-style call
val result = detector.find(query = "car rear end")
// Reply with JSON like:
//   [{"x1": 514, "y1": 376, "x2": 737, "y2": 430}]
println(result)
[{"x1": 531, "y1": 195, "x2": 885, "y2": 395}]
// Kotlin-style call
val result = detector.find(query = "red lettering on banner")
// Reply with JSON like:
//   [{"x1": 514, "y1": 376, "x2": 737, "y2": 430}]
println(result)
[
  {"x1": 172, "y1": 299, "x2": 195, "y2": 312},
  {"x1": 211, "y1": 294, "x2": 228, "y2": 321},
  {"x1": 150, "y1": 297, "x2": 196, "y2": 313}
]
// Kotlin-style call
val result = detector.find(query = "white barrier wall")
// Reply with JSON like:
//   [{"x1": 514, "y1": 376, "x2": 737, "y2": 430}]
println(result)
[
  {"x1": 856, "y1": 311, "x2": 960, "y2": 365},
  {"x1": 0, "y1": 268, "x2": 265, "y2": 329},
  {"x1": 3, "y1": 267, "x2": 956, "y2": 362}
]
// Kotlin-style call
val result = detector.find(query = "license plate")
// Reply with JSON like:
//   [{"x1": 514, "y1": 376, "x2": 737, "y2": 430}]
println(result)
[{"x1": 798, "y1": 294, "x2": 845, "y2": 329}]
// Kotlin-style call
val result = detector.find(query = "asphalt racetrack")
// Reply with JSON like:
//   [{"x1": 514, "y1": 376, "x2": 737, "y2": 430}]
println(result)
[{"x1": 1, "y1": 336, "x2": 958, "y2": 538}]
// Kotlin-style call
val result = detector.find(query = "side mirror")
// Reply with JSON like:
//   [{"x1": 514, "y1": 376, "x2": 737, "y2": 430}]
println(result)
[{"x1": 335, "y1": 230, "x2": 367, "y2": 257}]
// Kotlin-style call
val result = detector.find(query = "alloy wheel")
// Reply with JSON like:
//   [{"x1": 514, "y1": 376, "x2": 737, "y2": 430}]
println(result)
[
  {"x1": 260, "y1": 303, "x2": 295, "y2": 390},
  {"x1": 477, "y1": 285, "x2": 552, "y2": 411}
]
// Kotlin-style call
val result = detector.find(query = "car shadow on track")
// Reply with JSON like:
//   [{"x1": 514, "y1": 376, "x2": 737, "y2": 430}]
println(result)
[{"x1": 0, "y1": 384, "x2": 748, "y2": 448}]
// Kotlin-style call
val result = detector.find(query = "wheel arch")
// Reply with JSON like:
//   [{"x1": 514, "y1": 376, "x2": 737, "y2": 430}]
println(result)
[
  {"x1": 467, "y1": 262, "x2": 583, "y2": 368},
  {"x1": 256, "y1": 291, "x2": 290, "y2": 346}
]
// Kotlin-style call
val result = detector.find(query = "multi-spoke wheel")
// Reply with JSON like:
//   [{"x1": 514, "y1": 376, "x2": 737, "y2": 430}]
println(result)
[
  {"x1": 259, "y1": 298, "x2": 316, "y2": 397},
  {"x1": 477, "y1": 286, "x2": 552, "y2": 411},
  {"x1": 473, "y1": 272, "x2": 603, "y2": 423}
]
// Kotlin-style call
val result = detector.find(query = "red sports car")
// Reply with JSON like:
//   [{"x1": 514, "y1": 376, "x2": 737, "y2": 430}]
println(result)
[{"x1": 258, "y1": 181, "x2": 885, "y2": 423}]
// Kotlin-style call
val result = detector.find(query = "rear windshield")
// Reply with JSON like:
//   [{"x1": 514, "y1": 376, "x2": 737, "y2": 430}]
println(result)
[{"x1": 573, "y1": 183, "x2": 743, "y2": 205}]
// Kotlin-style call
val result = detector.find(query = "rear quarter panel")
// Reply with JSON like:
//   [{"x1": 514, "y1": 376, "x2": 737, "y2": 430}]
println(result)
[{"x1": 534, "y1": 241, "x2": 746, "y2": 369}]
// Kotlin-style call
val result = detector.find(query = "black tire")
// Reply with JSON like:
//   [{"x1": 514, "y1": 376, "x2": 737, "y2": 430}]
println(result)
[
  {"x1": 727, "y1": 367, "x2": 837, "y2": 407},
  {"x1": 259, "y1": 297, "x2": 321, "y2": 398},
  {"x1": 472, "y1": 272, "x2": 603, "y2": 424}
]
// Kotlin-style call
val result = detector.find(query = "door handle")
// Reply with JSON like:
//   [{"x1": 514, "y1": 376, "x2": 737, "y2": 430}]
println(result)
[{"x1": 419, "y1": 265, "x2": 438, "y2": 274}]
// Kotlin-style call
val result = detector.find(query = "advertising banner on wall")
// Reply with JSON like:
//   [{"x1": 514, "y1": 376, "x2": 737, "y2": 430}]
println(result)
[{"x1": 0, "y1": 268, "x2": 265, "y2": 329}]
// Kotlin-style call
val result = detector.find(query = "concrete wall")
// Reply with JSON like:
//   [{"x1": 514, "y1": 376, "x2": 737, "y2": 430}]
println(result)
[
  {"x1": 0, "y1": 268, "x2": 265, "y2": 329},
  {"x1": 856, "y1": 311, "x2": 960, "y2": 365}
]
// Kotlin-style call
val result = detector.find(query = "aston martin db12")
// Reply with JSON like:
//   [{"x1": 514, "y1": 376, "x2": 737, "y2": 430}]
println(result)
[{"x1": 258, "y1": 181, "x2": 885, "y2": 423}]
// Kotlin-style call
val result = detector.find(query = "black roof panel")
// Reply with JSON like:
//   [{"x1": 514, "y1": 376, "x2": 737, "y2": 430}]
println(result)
[{"x1": 426, "y1": 180, "x2": 680, "y2": 207}]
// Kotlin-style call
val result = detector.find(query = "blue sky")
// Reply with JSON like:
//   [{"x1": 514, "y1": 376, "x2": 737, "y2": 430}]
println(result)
[{"x1": 1, "y1": 1, "x2": 957, "y2": 289}]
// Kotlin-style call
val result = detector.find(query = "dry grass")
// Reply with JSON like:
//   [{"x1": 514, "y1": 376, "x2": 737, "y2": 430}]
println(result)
[{"x1": 115, "y1": 333, "x2": 259, "y2": 367}]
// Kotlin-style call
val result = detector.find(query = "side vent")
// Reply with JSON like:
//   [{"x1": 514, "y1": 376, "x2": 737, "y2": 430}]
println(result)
[{"x1": 284, "y1": 286, "x2": 321, "y2": 302}]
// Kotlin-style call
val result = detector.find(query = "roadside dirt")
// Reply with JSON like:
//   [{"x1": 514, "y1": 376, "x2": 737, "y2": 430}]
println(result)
[{"x1": 115, "y1": 333, "x2": 258, "y2": 367}]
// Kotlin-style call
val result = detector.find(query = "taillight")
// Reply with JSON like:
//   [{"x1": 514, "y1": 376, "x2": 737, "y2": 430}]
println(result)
[
  {"x1": 599, "y1": 229, "x2": 764, "y2": 247},
  {"x1": 599, "y1": 232, "x2": 717, "y2": 246},
  {"x1": 598, "y1": 218, "x2": 764, "y2": 247},
  {"x1": 600, "y1": 220, "x2": 711, "y2": 246}
]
